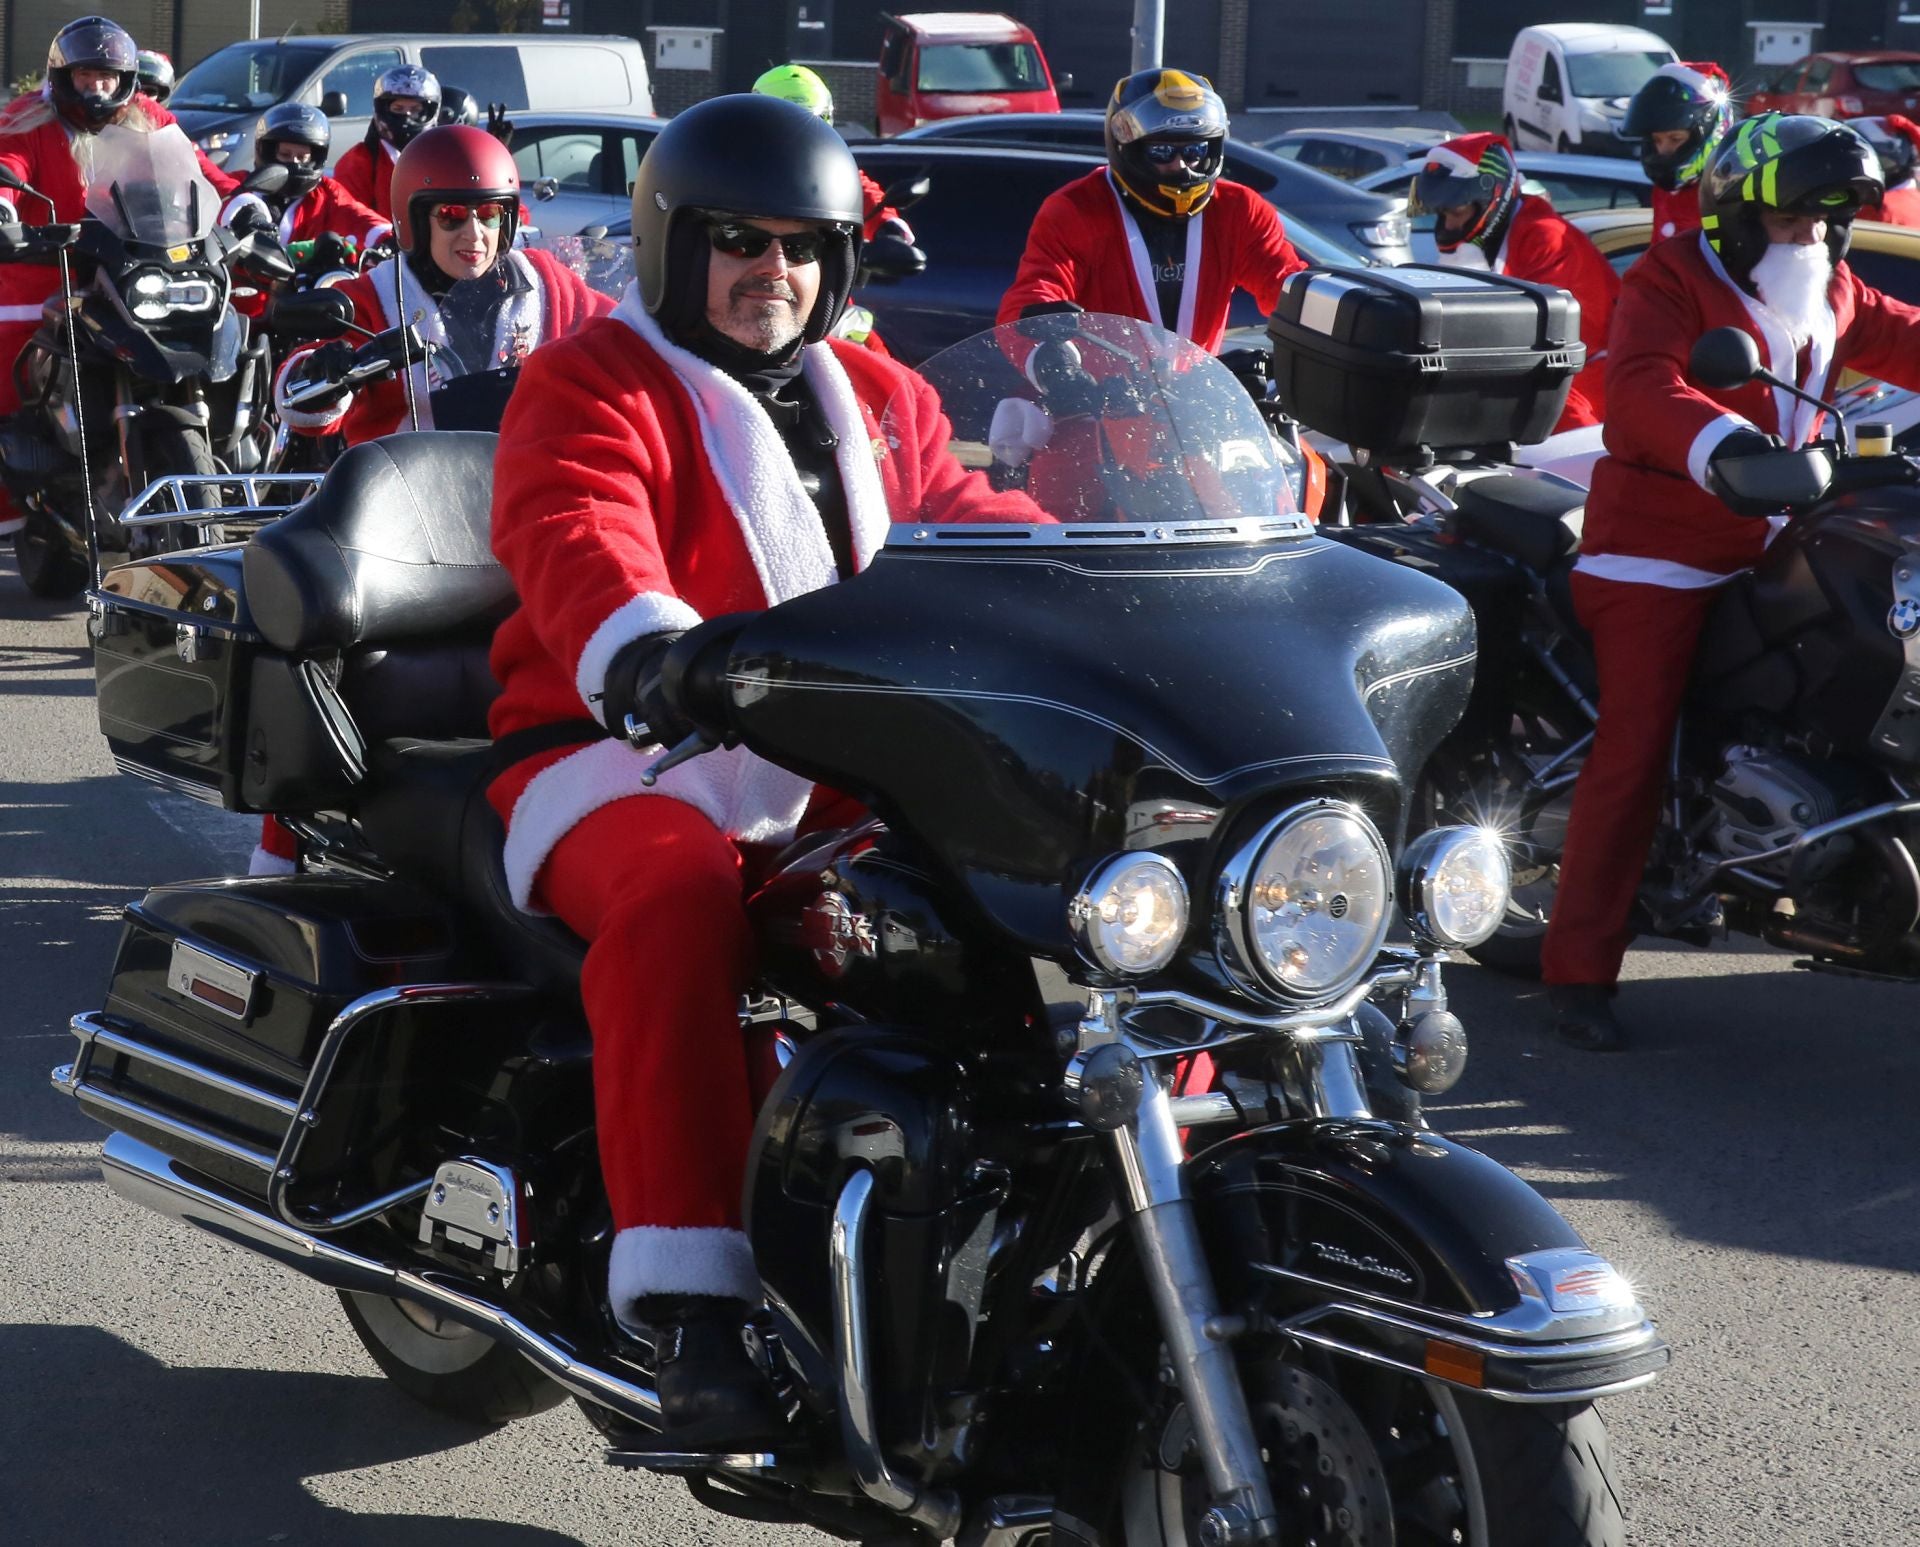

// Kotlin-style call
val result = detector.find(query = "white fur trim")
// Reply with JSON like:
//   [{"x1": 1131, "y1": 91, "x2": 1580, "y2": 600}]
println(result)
[
  {"x1": 365, "y1": 249, "x2": 547, "y2": 433},
  {"x1": 574, "y1": 590, "x2": 704, "y2": 726},
  {"x1": 1425, "y1": 143, "x2": 1481, "y2": 178},
  {"x1": 247, "y1": 844, "x2": 298, "y2": 877},
  {"x1": 272, "y1": 347, "x2": 352, "y2": 431},
  {"x1": 1108, "y1": 171, "x2": 1204, "y2": 340},
  {"x1": 1686, "y1": 411, "x2": 1758, "y2": 490},
  {"x1": 609, "y1": 1226, "x2": 759, "y2": 1325},
  {"x1": 501, "y1": 736, "x2": 813, "y2": 912},
  {"x1": 1574, "y1": 552, "x2": 1742, "y2": 589}
]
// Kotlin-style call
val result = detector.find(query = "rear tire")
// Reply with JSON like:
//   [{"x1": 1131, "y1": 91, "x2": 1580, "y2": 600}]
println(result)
[
  {"x1": 13, "y1": 519, "x2": 88, "y2": 599},
  {"x1": 338, "y1": 1290, "x2": 566, "y2": 1425}
]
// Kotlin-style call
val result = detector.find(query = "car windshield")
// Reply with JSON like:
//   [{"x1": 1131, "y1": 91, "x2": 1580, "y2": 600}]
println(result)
[
  {"x1": 917, "y1": 42, "x2": 1047, "y2": 93},
  {"x1": 83, "y1": 125, "x2": 217, "y2": 245},
  {"x1": 1566, "y1": 50, "x2": 1672, "y2": 98},
  {"x1": 885, "y1": 313, "x2": 1302, "y2": 538},
  {"x1": 1853, "y1": 61, "x2": 1920, "y2": 91},
  {"x1": 172, "y1": 40, "x2": 329, "y2": 112}
]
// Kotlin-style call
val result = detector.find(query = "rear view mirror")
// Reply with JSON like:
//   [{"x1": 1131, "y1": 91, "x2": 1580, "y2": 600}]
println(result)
[
  {"x1": 532, "y1": 177, "x2": 559, "y2": 203},
  {"x1": 861, "y1": 233, "x2": 926, "y2": 283},
  {"x1": 270, "y1": 288, "x2": 355, "y2": 342},
  {"x1": 1057, "y1": 72, "x2": 1074, "y2": 91},
  {"x1": 320, "y1": 91, "x2": 349, "y2": 117},
  {"x1": 240, "y1": 163, "x2": 290, "y2": 197},
  {"x1": 884, "y1": 174, "x2": 932, "y2": 211},
  {"x1": 1691, "y1": 327, "x2": 1763, "y2": 390}
]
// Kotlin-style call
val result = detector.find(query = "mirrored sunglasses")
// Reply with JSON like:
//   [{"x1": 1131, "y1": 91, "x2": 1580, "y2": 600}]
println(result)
[
  {"x1": 431, "y1": 201, "x2": 508, "y2": 231},
  {"x1": 1141, "y1": 141, "x2": 1215, "y2": 169}
]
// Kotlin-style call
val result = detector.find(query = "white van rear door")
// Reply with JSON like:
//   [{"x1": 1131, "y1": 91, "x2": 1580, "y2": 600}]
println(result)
[{"x1": 520, "y1": 44, "x2": 643, "y2": 112}]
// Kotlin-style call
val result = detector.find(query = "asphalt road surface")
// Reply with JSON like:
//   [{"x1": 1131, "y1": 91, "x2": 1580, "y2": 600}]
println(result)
[{"x1": 4, "y1": 555, "x2": 1918, "y2": 1545}]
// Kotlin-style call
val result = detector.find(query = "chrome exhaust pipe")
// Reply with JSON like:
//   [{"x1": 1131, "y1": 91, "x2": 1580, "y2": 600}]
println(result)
[{"x1": 99, "y1": 1132, "x2": 663, "y2": 1429}]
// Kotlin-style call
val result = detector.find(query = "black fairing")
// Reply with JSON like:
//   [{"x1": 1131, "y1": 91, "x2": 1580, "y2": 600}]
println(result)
[
  {"x1": 745, "y1": 1028, "x2": 1001, "y2": 1456},
  {"x1": 724, "y1": 537, "x2": 1475, "y2": 957},
  {"x1": 1694, "y1": 496, "x2": 1918, "y2": 762},
  {"x1": 1190, "y1": 1119, "x2": 1585, "y2": 1318}
]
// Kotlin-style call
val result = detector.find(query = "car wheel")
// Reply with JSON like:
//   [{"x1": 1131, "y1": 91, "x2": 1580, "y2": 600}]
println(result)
[{"x1": 1557, "y1": 132, "x2": 1573, "y2": 154}]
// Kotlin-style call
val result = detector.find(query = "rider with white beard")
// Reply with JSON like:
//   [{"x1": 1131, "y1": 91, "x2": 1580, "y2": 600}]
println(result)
[{"x1": 1541, "y1": 114, "x2": 1920, "y2": 1050}]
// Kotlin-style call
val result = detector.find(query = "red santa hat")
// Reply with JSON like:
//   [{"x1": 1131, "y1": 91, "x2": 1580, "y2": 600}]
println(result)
[{"x1": 1425, "y1": 131, "x2": 1511, "y2": 182}]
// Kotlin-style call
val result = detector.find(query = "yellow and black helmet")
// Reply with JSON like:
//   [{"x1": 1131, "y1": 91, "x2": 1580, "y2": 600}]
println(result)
[
  {"x1": 1700, "y1": 112, "x2": 1883, "y2": 281},
  {"x1": 1105, "y1": 68, "x2": 1228, "y2": 219}
]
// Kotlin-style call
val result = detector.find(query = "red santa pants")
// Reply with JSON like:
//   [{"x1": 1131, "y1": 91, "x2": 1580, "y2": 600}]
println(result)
[
  {"x1": 529, "y1": 785, "x2": 862, "y2": 1307},
  {"x1": 1540, "y1": 572, "x2": 1721, "y2": 987}
]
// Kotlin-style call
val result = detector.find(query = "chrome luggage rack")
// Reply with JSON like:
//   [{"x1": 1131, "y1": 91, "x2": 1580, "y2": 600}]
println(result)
[{"x1": 116, "y1": 472, "x2": 323, "y2": 545}]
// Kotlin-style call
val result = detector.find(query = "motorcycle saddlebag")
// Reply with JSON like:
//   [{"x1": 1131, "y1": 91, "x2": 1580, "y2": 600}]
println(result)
[{"x1": 1267, "y1": 266, "x2": 1583, "y2": 459}]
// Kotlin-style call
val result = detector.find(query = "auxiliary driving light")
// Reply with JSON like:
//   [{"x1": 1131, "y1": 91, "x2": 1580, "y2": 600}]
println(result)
[
  {"x1": 1067, "y1": 852, "x2": 1190, "y2": 976},
  {"x1": 1397, "y1": 826, "x2": 1511, "y2": 950}
]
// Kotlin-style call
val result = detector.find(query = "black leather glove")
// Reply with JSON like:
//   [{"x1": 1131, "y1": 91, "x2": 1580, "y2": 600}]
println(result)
[
  {"x1": 229, "y1": 201, "x2": 275, "y2": 239},
  {"x1": 604, "y1": 631, "x2": 690, "y2": 749},
  {"x1": 486, "y1": 102, "x2": 516, "y2": 149},
  {"x1": 1706, "y1": 428, "x2": 1789, "y2": 518},
  {"x1": 1027, "y1": 337, "x2": 1103, "y2": 416},
  {"x1": 304, "y1": 339, "x2": 356, "y2": 383},
  {"x1": 308, "y1": 230, "x2": 352, "y2": 272},
  {"x1": 1019, "y1": 299, "x2": 1084, "y2": 320}
]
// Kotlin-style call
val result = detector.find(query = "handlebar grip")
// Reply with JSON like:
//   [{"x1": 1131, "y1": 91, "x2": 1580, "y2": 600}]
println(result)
[
  {"x1": 1829, "y1": 453, "x2": 1920, "y2": 499},
  {"x1": 660, "y1": 612, "x2": 755, "y2": 742}
]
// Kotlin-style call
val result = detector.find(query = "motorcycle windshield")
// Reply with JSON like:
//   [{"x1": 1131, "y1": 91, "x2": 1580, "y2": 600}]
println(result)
[
  {"x1": 82, "y1": 125, "x2": 217, "y2": 248},
  {"x1": 722, "y1": 314, "x2": 1479, "y2": 962},
  {"x1": 520, "y1": 229, "x2": 634, "y2": 307},
  {"x1": 881, "y1": 312, "x2": 1303, "y2": 539}
]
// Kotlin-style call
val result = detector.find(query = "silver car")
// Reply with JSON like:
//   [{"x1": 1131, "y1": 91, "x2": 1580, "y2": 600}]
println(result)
[{"x1": 508, "y1": 111, "x2": 666, "y2": 238}]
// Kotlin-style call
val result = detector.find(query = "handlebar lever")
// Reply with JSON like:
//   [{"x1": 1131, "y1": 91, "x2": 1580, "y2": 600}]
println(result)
[{"x1": 637, "y1": 729, "x2": 717, "y2": 787}]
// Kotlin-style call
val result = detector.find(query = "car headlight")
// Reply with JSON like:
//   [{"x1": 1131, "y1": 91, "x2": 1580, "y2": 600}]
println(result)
[
  {"x1": 1398, "y1": 826, "x2": 1511, "y2": 949},
  {"x1": 197, "y1": 130, "x2": 242, "y2": 153},
  {"x1": 1217, "y1": 801, "x2": 1391, "y2": 1001},
  {"x1": 1069, "y1": 852, "x2": 1190, "y2": 976},
  {"x1": 1350, "y1": 213, "x2": 1410, "y2": 249}
]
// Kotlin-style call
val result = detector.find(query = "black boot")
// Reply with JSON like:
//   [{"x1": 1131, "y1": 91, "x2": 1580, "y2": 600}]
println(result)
[
  {"x1": 1548, "y1": 984, "x2": 1627, "y2": 1052},
  {"x1": 624, "y1": 1295, "x2": 782, "y2": 1452}
]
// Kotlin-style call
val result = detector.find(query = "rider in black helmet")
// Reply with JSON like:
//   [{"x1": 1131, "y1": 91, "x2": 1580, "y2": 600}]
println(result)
[
  {"x1": 135, "y1": 48, "x2": 174, "y2": 106},
  {"x1": 45, "y1": 15, "x2": 140, "y2": 129}
]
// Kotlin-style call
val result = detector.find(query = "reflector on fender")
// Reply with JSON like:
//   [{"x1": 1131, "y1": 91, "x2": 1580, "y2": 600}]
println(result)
[{"x1": 1424, "y1": 1338, "x2": 1485, "y2": 1387}]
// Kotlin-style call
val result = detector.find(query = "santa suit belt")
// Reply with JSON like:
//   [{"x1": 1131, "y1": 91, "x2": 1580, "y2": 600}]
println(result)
[{"x1": 491, "y1": 717, "x2": 611, "y2": 778}]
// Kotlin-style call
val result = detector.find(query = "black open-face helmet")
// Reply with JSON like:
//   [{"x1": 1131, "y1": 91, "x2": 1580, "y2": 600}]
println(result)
[
  {"x1": 1104, "y1": 68, "x2": 1228, "y2": 219},
  {"x1": 629, "y1": 93, "x2": 864, "y2": 346},
  {"x1": 1701, "y1": 113, "x2": 1885, "y2": 282},
  {"x1": 439, "y1": 87, "x2": 480, "y2": 128},
  {"x1": 47, "y1": 16, "x2": 139, "y2": 130},
  {"x1": 1623, "y1": 61, "x2": 1733, "y2": 192},
  {"x1": 256, "y1": 102, "x2": 331, "y2": 198},
  {"x1": 373, "y1": 64, "x2": 441, "y2": 150}
]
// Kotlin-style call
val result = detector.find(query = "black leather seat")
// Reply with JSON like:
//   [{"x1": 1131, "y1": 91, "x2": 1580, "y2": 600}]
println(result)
[{"x1": 1452, "y1": 475, "x2": 1586, "y2": 575}]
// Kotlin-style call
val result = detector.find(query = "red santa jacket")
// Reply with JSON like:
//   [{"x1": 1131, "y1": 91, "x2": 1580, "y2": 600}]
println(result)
[
  {"x1": 222, "y1": 177, "x2": 393, "y2": 318},
  {"x1": 1582, "y1": 231, "x2": 1920, "y2": 584},
  {"x1": 275, "y1": 246, "x2": 613, "y2": 443},
  {"x1": 1651, "y1": 183, "x2": 1702, "y2": 244},
  {"x1": 331, "y1": 137, "x2": 396, "y2": 218},
  {"x1": 486, "y1": 294, "x2": 1037, "y2": 908},
  {"x1": 1489, "y1": 195, "x2": 1619, "y2": 430},
  {"x1": 1865, "y1": 183, "x2": 1920, "y2": 228},
  {"x1": 997, "y1": 170, "x2": 1306, "y2": 352},
  {"x1": 0, "y1": 92, "x2": 239, "y2": 327}
]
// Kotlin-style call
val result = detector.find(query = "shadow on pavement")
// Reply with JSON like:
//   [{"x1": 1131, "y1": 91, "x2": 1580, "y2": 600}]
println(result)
[
  {"x1": 0, "y1": 1322, "x2": 590, "y2": 1546},
  {"x1": 1432, "y1": 948, "x2": 1920, "y2": 1277}
]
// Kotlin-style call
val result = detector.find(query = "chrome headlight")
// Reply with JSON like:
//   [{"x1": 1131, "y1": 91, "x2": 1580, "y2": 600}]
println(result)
[
  {"x1": 1069, "y1": 852, "x2": 1190, "y2": 976},
  {"x1": 1398, "y1": 827, "x2": 1511, "y2": 949},
  {"x1": 1217, "y1": 801, "x2": 1391, "y2": 1002}
]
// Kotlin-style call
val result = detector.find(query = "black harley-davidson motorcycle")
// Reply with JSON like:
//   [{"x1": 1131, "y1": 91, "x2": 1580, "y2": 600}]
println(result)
[
  {"x1": 59, "y1": 315, "x2": 1664, "y2": 1546},
  {"x1": 1329, "y1": 324, "x2": 1920, "y2": 981},
  {"x1": 0, "y1": 124, "x2": 290, "y2": 598}
]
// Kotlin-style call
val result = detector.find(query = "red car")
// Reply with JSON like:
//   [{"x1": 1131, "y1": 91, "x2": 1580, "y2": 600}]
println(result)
[
  {"x1": 1745, "y1": 51, "x2": 1920, "y2": 120},
  {"x1": 877, "y1": 12, "x2": 1062, "y2": 137}
]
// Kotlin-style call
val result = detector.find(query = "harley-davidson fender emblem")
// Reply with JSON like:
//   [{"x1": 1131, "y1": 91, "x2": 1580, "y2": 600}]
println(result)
[
  {"x1": 800, "y1": 891, "x2": 876, "y2": 976},
  {"x1": 1310, "y1": 1240, "x2": 1414, "y2": 1286},
  {"x1": 1890, "y1": 598, "x2": 1920, "y2": 639}
]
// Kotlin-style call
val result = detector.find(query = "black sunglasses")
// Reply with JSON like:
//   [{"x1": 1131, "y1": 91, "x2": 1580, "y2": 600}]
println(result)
[
  {"x1": 1141, "y1": 141, "x2": 1216, "y2": 169},
  {"x1": 706, "y1": 220, "x2": 839, "y2": 265}
]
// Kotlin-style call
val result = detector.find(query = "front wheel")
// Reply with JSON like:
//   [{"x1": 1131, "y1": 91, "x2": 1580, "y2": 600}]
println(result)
[
  {"x1": 129, "y1": 419, "x2": 222, "y2": 555},
  {"x1": 1115, "y1": 1352, "x2": 1624, "y2": 1547},
  {"x1": 337, "y1": 1290, "x2": 567, "y2": 1425}
]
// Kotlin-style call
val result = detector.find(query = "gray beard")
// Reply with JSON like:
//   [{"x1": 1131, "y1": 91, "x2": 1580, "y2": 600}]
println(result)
[{"x1": 1750, "y1": 241, "x2": 1833, "y2": 347}]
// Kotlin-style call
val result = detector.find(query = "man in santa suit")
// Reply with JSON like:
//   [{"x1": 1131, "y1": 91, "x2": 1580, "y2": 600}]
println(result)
[
  {"x1": 332, "y1": 64, "x2": 440, "y2": 219},
  {"x1": 485, "y1": 93, "x2": 1033, "y2": 1445},
  {"x1": 1417, "y1": 132, "x2": 1619, "y2": 431},
  {"x1": 1857, "y1": 115, "x2": 1920, "y2": 226},
  {"x1": 1543, "y1": 115, "x2": 1920, "y2": 1049},
  {"x1": 1624, "y1": 61, "x2": 1734, "y2": 245},
  {"x1": 218, "y1": 102, "x2": 389, "y2": 320},
  {"x1": 0, "y1": 15, "x2": 239, "y2": 536},
  {"x1": 997, "y1": 68, "x2": 1305, "y2": 352}
]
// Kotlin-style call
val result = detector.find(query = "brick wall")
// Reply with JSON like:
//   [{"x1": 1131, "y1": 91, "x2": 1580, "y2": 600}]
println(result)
[
  {"x1": 796, "y1": 59, "x2": 875, "y2": 131},
  {"x1": 1216, "y1": 0, "x2": 1250, "y2": 112}
]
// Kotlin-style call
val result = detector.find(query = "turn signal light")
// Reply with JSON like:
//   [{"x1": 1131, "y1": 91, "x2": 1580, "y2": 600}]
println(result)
[{"x1": 1424, "y1": 1338, "x2": 1486, "y2": 1388}]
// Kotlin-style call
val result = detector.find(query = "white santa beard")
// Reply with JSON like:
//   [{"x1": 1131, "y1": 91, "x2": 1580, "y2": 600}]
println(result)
[{"x1": 1749, "y1": 240, "x2": 1833, "y2": 347}]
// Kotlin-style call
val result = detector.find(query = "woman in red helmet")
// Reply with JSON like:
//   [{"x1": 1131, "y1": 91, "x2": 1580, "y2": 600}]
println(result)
[{"x1": 273, "y1": 123, "x2": 613, "y2": 447}]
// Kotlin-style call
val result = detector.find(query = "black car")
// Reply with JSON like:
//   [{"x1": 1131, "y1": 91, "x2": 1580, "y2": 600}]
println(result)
[
  {"x1": 605, "y1": 142, "x2": 1368, "y2": 365},
  {"x1": 894, "y1": 111, "x2": 1414, "y2": 265}
]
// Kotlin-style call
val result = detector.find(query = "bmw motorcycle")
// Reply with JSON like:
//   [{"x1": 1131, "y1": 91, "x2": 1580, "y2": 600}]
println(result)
[
  {"x1": 1335, "y1": 326, "x2": 1920, "y2": 980},
  {"x1": 0, "y1": 124, "x2": 288, "y2": 598},
  {"x1": 59, "y1": 315, "x2": 1663, "y2": 1546}
]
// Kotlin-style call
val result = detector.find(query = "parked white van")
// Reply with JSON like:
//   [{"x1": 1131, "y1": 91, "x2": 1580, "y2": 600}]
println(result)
[
  {"x1": 169, "y1": 33, "x2": 652, "y2": 173},
  {"x1": 1503, "y1": 23, "x2": 1676, "y2": 157}
]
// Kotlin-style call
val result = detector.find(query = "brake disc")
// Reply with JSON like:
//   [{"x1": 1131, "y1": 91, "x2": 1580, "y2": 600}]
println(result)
[{"x1": 1247, "y1": 1364, "x2": 1395, "y2": 1547}]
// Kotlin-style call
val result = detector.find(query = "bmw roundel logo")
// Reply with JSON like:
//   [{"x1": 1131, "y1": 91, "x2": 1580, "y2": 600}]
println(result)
[{"x1": 1891, "y1": 598, "x2": 1920, "y2": 639}]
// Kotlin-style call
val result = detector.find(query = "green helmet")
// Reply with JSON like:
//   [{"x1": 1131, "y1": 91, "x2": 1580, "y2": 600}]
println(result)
[{"x1": 753, "y1": 63, "x2": 834, "y2": 124}]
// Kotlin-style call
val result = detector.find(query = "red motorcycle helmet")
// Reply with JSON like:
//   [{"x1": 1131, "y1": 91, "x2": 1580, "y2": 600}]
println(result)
[{"x1": 391, "y1": 125, "x2": 521, "y2": 257}]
